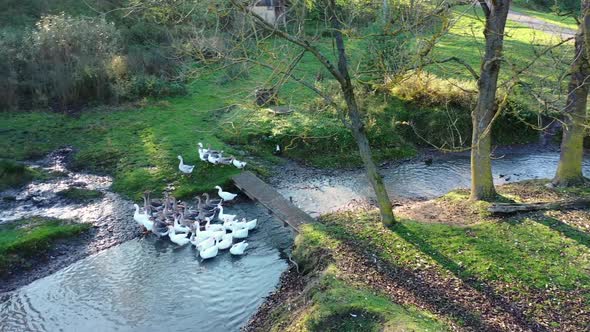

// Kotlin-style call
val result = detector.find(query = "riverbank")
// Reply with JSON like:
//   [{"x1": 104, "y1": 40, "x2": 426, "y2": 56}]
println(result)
[
  {"x1": 0, "y1": 148, "x2": 140, "y2": 294},
  {"x1": 245, "y1": 180, "x2": 590, "y2": 331}
]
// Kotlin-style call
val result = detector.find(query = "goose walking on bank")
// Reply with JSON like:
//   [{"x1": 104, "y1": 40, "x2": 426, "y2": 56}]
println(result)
[
  {"x1": 133, "y1": 204, "x2": 153, "y2": 232},
  {"x1": 231, "y1": 158, "x2": 247, "y2": 169},
  {"x1": 214, "y1": 186, "x2": 237, "y2": 201},
  {"x1": 177, "y1": 155, "x2": 195, "y2": 175}
]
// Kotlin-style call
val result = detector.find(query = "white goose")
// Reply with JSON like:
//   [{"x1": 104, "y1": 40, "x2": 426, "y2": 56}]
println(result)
[
  {"x1": 177, "y1": 155, "x2": 195, "y2": 174},
  {"x1": 194, "y1": 224, "x2": 215, "y2": 242},
  {"x1": 232, "y1": 158, "x2": 247, "y2": 169},
  {"x1": 207, "y1": 153, "x2": 221, "y2": 164},
  {"x1": 174, "y1": 215, "x2": 190, "y2": 233},
  {"x1": 216, "y1": 234, "x2": 232, "y2": 250},
  {"x1": 204, "y1": 218, "x2": 224, "y2": 232},
  {"x1": 214, "y1": 186, "x2": 238, "y2": 201},
  {"x1": 168, "y1": 227, "x2": 190, "y2": 246},
  {"x1": 200, "y1": 239, "x2": 219, "y2": 259},
  {"x1": 231, "y1": 226, "x2": 248, "y2": 239},
  {"x1": 217, "y1": 204, "x2": 236, "y2": 223},
  {"x1": 196, "y1": 237, "x2": 215, "y2": 251},
  {"x1": 245, "y1": 218, "x2": 257, "y2": 230},
  {"x1": 230, "y1": 241, "x2": 248, "y2": 255},
  {"x1": 133, "y1": 204, "x2": 154, "y2": 231}
]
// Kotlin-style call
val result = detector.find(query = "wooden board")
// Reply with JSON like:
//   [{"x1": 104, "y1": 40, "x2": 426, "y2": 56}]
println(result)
[{"x1": 233, "y1": 171, "x2": 314, "y2": 232}]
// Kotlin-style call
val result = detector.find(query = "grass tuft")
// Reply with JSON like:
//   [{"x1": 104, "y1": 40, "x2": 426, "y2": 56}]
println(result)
[{"x1": 0, "y1": 217, "x2": 90, "y2": 275}]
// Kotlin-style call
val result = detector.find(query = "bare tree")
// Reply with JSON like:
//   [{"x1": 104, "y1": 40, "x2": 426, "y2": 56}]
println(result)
[
  {"x1": 552, "y1": 0, "x2": 590, "y2": 187},
  {"x1": 228, "y1": 0, "x2": 398, "y2": 225}
]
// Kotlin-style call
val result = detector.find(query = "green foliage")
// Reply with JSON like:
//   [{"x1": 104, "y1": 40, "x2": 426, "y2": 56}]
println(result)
[
  {"x1": 0, "y1": 14, "x2": 121, "y2": 111},
  {"x1": 0, "y1": 217, "x2": 90, "y2": 275}
]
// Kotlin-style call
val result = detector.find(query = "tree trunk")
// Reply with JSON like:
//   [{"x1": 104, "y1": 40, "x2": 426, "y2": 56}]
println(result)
[
  {"x1": 489, "y1": 198, "x2": 590, "y2": 214},
  {"x1": 552, "y1": 0, "x2": 590, "y2": 187},
  {"x1": 470, "y1": 1, "x2": 511, "y2": 201},
  {"x1": 330, "y1": 0, "x2": 396, "y2": 226}
]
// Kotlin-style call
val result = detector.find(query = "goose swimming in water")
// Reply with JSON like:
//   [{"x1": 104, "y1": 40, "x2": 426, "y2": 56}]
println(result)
[{"x1": 230, "y1": 241, "x2": 248, "y2": 255}]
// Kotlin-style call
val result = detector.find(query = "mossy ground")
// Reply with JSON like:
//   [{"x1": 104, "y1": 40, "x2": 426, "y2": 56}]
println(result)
[
  {"x1": 0, "y1": 217, "x2": 90, "y2": 276},
  {"x1": 260, "y1": 224, "x2": 449, "y2": 332}
]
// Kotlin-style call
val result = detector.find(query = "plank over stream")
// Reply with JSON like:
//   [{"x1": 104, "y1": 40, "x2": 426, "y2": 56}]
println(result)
[{"x1": 232, "y1": 171, "x2": 315, "y2": 231}]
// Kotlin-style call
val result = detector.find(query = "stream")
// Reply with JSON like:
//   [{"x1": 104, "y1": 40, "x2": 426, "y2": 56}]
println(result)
[
  {"x1": 0, "y1": 145, "x2": 589, "y2": 331},
  {"x1": 273, "y1": 146, "x2": 590, "y2": 216}
]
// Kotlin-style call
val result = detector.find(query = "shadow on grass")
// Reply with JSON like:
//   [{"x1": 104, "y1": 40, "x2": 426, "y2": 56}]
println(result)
[
  {"x1": 390, "y1": 223, "x2": 548, "y2": 332},
  {"x1": 534, "y1": 216, "x2": 590, "y2": 249}
]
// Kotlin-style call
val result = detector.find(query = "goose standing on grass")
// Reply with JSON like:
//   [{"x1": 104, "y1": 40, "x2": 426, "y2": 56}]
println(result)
[
  {"x1": 177, "y1": 155, "x2": 195, "y2": 174},
  {"x1": 231, "y1": 157, "x2": 247, "y2": 169},
  {"x1": 214, "y1": 186, "x2": 237, "y2": 201},
  {"x1": 230, "y1": 241, "x2": 248, "y2": 255},
  {"x1": 217, "y1": 156, "x2": 233, "y2": 165},
  {"x1": 207, "y1": 153, "x2": 221, "y2": 164}
]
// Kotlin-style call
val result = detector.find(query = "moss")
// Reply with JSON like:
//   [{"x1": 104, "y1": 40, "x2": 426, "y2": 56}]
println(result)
[
  {"x1": 0, "y1": 217, "x2": 90, "y2": 275},
  {"x1": 304, "y1": 275, "x2": 447, "y2": 332},
  {"x1": 0, "y1": 159, "x2": 45, "y2": 191},
  {"x1": 56, "y1": 188, "x2": 103, "y2": 202}
]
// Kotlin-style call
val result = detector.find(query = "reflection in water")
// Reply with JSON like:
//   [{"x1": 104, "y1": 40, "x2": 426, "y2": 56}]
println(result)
[
  {"x1": 0, "y1": 203, "x2": 292, "y2": 332},
  {"x1": 276, "y1": 150, "x2": 590, "y2": 216}
]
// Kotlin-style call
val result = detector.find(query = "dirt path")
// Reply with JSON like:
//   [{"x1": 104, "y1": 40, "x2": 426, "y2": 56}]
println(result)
[{"x1": 508, "y1": 10, "x2": 575, "y2": 38}]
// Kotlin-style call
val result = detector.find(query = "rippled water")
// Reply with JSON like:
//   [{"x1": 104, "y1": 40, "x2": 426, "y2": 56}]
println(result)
[
  {"x1": 275, "y1": 148, "x2": 590, "y2": 216},
  {"x1": 0, "y1": 203, "x2": 292, "y2": 332}
]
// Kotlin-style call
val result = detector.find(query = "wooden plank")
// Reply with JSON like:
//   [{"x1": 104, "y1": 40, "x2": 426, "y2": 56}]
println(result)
[{"x1": 232, "y1": 171, "x2": 315, "y2": 231}]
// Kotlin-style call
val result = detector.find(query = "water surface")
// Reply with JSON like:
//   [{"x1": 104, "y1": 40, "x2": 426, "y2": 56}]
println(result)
[{"x1": 0, "y1": 203, "x2": 292, "y2": 332}]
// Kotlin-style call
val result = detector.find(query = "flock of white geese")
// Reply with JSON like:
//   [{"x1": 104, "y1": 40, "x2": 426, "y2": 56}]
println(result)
[{"x1": 132, "y1": 143, "x2": 253, "y2": 260}]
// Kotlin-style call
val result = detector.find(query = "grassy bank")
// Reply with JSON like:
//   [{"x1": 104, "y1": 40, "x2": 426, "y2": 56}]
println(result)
[
  {"x1": 254, "y1": 223, "x2": 450, "y2": 331},
  {"x1": 0, "y1": 217, "x2": 90, "y2": 276},
  {"x1": 277, "y1": 180, "x2": 590, "y2": 331},
  {"x1": 0, "y1": 6, "x2": 567, "y2": 200}
]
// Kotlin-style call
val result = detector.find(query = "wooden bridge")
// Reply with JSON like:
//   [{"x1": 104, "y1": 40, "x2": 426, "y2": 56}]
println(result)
[{"x1": 232, "y1": 171, "x2": 315, "y2": 232}]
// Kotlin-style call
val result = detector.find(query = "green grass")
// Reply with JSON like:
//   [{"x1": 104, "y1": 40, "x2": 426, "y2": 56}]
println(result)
[
  {"x1": 265, "y1": 224, "x2": 449, "y2": 332},
  {"x1": 320, "y1": 209, "x2": 590, "y2": 292},
  {"x1": 304, "y1": 273, "x2": 447, "y2": 332},
  {"x1": 56, "y1": 188, "x2": 103, "y2": 202},
  {"x1": 0, "y1": 159, "x2": 45, "y2": 190},
  {"x1": 0, "y1": 217, "x2": 90, "y2": 275}
]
